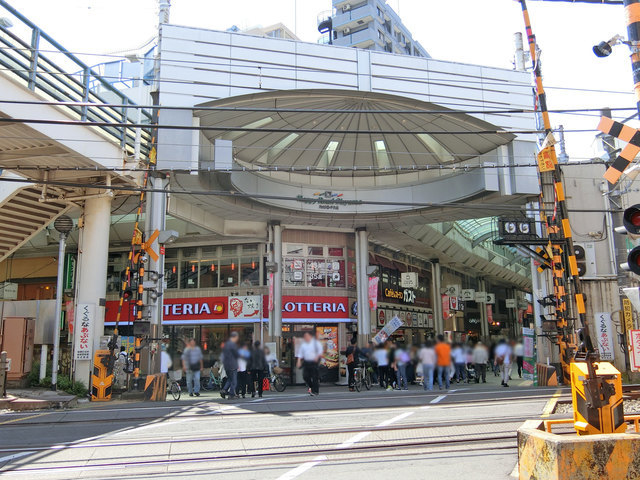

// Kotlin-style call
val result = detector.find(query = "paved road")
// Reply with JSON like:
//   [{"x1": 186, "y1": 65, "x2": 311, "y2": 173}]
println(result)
[{"x1": 0, "y1": 383, "x2": 564, "y2": 479}]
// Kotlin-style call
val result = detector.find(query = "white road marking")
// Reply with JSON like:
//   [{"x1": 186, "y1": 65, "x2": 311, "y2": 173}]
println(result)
[
  {"x1": 376, "y1": 411, "x2": 414, "y2": 427},
  {"x1": 0, "y1": 452, "x2": 34, "y2": 464},
  {"x1": 335, "y1": 431, "x2": 372, "y2": 449},
  {"x1": 430, "y1": 395, "x2": 447, "y2": 404},
  {"x1": 276, "y1": 455, "x2": 328, "y2": 480},
  {"x1": 420, "y1": 405, "x2": 431, "y2": 410}
]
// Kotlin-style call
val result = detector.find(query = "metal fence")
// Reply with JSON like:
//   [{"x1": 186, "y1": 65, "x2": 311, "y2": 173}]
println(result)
[{"x1": 0, "y1": 0, "x2": 152, "y2": 157}]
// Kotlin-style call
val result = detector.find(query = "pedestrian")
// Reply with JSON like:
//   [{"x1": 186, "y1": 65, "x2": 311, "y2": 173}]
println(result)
[
  {"x1": 514, "y1": 339, "x2": 524, "y2": 378},
  {"x1": 434, "y1": 335, "x2": 451, "y2": 390},
  {"x1": 373, "y1": 343, "x2": 389, "y2": 389},
  {"x1": 418, "y1": 340, "x2": 436, "y2": 391},
  {"x1": 220, "y1": 332, "x2": 240, "y2": 399},
  {"x1": 114, "y1": 346, "x2": 128, "y2": 389},
  {"x1": 472, "y1": 342, "x2": 488, "y2": 383},
  {"x1": 394, "y1": 344, "x2": 409, "y2": 390},
  {"x1": 296, "y1": 331, "x2": 323, "y2": 396},
  {"x1": 387, "y1": 341, "x2": 397, "y2": 390},
  {"x1": 265, "y1": 346, "x2": 278, "y2": 374},
  {"x1": 249, "y1": 341, "x2": 268, "y2": 398},
  {"x1": 237, "y1": 343, "x2": 250, "y2": 398},
  {"x1": 451, "y1": 343, "x2": 468, "y2": 384},
  {"x1": 160, "y1": 344, "x2": 172, "y2": 376},
  {"x1": 346, "y1": 337, "x2": 359, "y2": 392},
  {"x1": 181, "y1": 338, "x2": 203, "y2": 397},
  {"x1": 495, "y1": 339, "x2": 512, "y2": 387}
]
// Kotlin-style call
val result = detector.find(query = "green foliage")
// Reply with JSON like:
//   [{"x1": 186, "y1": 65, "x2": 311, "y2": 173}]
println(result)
[{"x1": 27, "y1": 362, "x2": 87, "y2": 396}]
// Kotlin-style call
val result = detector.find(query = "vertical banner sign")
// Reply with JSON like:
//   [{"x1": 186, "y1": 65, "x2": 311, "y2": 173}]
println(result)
[
  {"x1": 487, "y1": 305, "x2": 493, "y2": 324},
  {"x1": 537, "y1": 146, "x2": 555, "y2": 172},
  {"x1": 522, "y1": 327, "x2": 536, "y2": 381},
  {"x1": 63, "y1": 253, "x2": 77, "y2": 291},
  {"x1": 268, "y1": 272, "x2": 274, "y2": 312},
  {"x1": 595, "y1": 312, "x2": 615, "y2": 361},
  {"x1": 442, "y1": 295, "x2": 450, "y2": 319},
  {"x1": 74, "y1": 303, "x2": 95, "y2": 360},
  {"x1": 623, "y1": 298, "x2": 634, "y2": 334},
  {"x1": 368, "y1": 277, "x2": 379, "y2": 309},
  {"x1": 66, "y1": 300, "x2": 75, "y2": 335},
  {"x1": 629, "y1": 330, "x2": 640, "y2": 372}
]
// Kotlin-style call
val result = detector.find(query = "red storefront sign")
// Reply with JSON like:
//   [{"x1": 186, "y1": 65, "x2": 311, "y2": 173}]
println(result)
[
  {"x1": 263, "y1": 295, "x2": 351, "y2": 322},
  {"x1": 105, "y1": 297, "x2": 228, "y2": 325}
]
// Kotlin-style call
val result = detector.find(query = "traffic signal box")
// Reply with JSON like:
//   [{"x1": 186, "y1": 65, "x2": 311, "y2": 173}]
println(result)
[
  {"x1": 91, "y1": 349, "x2": 114, "y2": 401},
  {"x1": 570, "y1": 362, "x2": 625, "y2": 435}
]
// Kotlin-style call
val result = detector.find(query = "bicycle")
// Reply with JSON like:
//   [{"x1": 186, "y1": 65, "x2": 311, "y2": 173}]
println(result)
[
  {"x1": 168, "y1": 370, "x2": 182, "y2": 401},
  {"x1": 270, "y1": 367, "x2": 287, "y2": 392},
  {"x1": 353, "y1": 361, "x2": 372, "y2": 392},
  {"x1": 200, "y1": 366, "x2": 224, "y2": 391}
]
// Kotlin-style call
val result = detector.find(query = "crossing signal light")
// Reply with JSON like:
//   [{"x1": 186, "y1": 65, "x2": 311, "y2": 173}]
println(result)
[{"x1": 616, "y1": 204, "x2": 640, "y2": 275}]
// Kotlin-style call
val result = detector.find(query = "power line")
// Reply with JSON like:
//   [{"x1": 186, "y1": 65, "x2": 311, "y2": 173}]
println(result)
[
  {"x1": 0, "y1": 116, "x2": 599, "y2": 135},
  {"x1": 0, "y1": 174, "x2": 622, "y2": 214}
]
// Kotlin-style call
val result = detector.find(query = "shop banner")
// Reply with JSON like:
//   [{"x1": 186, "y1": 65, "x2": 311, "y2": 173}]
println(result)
[
  {"x1": 373, "y1": 315, "x2": 404, "y2": 345},
  {"x1": 522, "y1": 327, "x2": 535, "y2": 381},
  {"x1": 442, "y1": 295, "x2": 450, "y2": 319},
  {"x1": 267, "y1": 295, "x2": 350, "y2": 321},
  {"x1": 66, "y1": 300, "x2": 75, "y2": 335},
  {"x1": 595, "y1": 312, "x2": 615, "y2": 361},
  {"x1": 623, "y1": 298, "x2": 634, "y2": 334},
  {"x1": 316, "y1": 326, "x2": 338, "y2": 369},
  {"x1": 368, "y1": 277, "x2": 379, "y2": 309},
  {"x1": 629, "y1": 330, "x2": 640, "y2": 371},
  {"x1": 228, "y1": 296, "x2": 261, "y2": 320},
  {"x1": 74, "y1": 303, "x2": 94, "y2": 361},
  {"x1": 268, "y1": 272, "x2": 274, "y2": 312}
]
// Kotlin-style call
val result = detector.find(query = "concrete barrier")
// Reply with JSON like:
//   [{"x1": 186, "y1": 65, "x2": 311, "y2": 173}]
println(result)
[{"x1": 518, "y1": 421, "x2": 640, "y2": 480}]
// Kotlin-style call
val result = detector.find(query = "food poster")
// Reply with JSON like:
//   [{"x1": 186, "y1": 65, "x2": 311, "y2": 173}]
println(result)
[{"x1": 316, "y1": 326, "x2": 339, "y2": 368}]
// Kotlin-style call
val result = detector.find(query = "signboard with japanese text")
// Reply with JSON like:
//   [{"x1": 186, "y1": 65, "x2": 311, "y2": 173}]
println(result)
[
  {"x1": 629, "y1": 330, "x2": 640, "y2": 371},
  {"x1": 537, "y1": 146, "x2": 555, "y2": 172},
  {"x1": 368, "y1": 277, "x2": 379, "y2": 309},
  {"x1": 505, "y1": 299, "x2": 517, "y2": 309},
  {"x1": 461, "y1": 289, "x2": 475, "y2": 301},
  {"x1": 63, "y1": 253, "x2": 77, "y2": 291},
  {"x1": 74, "y1": 303, "x2": 95, "y2": 360},
  {"x1": 522, "y1": 327, "x2": 535, "y2": 381},
  {"x1": 373, "y1": 315, "x2": 404, "y2": 345},
  {"x1": 623, "y1": 298, "x2": 634, "y2": 334},
  {"x1": 595, "y1": 312, "x2": 615, "y2": 361}
]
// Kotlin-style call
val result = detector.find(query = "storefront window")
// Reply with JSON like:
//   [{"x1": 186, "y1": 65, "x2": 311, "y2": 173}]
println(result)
[
  {"x1": 166, "y1": 262, "x2": 179, "y2": 289},
  {"x1": 286, "y1": 244, "x2": 304, "y2": 255},
  {"x1": 327, "y1": 259, "x2": 345, "y2": 287},
  {"x1": 240, "y1": 257, "x2": 260, "y2": 286},
  {"x1": 220, "y1": 258, "x2": 238, "y2": 287},
  {"x1": 308, "y1": 246, "x2": 324, "y2": 256},
  {"x1": 328, "y1": 247, "x2": 344, "y2": 257},
  {"x1": 181, "y1": 261, "x2": 199, "y2": 289},
  {"x1": 199, "y1": 259, "x2": 218, "y2": 288},
  {"x1": 285, "y1": 257, "x2": 305, "y2": 286},
  {"x1": 306, "y1": 258, "x2": 327, "y2": 287}
]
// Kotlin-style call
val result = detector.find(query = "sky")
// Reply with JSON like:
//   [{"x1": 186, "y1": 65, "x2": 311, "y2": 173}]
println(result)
[{"x1": 3, "y1": 0, "x2": 638, "y2": 161}]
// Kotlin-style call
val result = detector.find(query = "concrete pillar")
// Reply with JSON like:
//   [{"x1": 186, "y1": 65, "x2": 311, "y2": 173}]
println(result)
[
  {"x1": 272, "y1": 223, "x2": 283, "y2": 340},
  {"x1": 75, "y1": 194, "x2": 111, "y2": 387},
  {"x1": 145, "y1": 175, "x2": 168, "y2": 375},
  {"x1": 479, "y1": 278, "x2": 489, "y2": 339},
  {"x1": 431, "y1": 259, "x2": 442, "y2": 334},
  {"x1": 355, "y1": 228, "x2": 370, "y2": 344}
]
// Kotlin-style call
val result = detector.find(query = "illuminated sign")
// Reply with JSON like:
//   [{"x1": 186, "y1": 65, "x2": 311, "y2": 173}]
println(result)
[{"x1": 384, "y1": 288, "x2": 416, "y2": 304}]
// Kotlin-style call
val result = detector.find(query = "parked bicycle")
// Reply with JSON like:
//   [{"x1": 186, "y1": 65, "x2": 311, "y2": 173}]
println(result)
[
  {"x1": 168, "y1": 370, "x2": 182, "y2": 401},
  {"x1": 200, "y1": 365, "x2": 225, "y2": 392},
  {"x1": 353, "y1": 361, "x2": 372, "y2": 392},
  {"x1": 270, "y1": 366, "x2": 287, "y2": 392}
]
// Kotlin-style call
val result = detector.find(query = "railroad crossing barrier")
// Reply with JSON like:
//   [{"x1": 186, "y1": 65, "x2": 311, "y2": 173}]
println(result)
[
  {"x1": 535, "y1": 363, "x2": 558, "y2": 387},
  {"x1": 518, "y1": 420, "x2": 640, "y2": 480}
]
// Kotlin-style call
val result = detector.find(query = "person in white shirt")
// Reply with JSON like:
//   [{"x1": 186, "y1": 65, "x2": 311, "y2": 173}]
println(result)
[
  {"x1": 494, "y1": 339, "x2": 512, "y2": 387},
  {"x1": 160, "y1": 345, "x2": 172, "y2": 374},
  {"x1": 514, "y1": 341, "x2": 524, "y2": 378},
  {"x1": 418, "y1": 341, "x2": 436, "y2": 391},
  {"x1": 296, "y1": 331, "x2": 323, "y2": 396},
  {"x1": 471, "y1": 342, "x2": 489, "y2": 383},
  {"x1": 451, "y1": 343, "x2": 468, "y2": 384},
  {"x1": 373, "y1": 344, "x2": 390, "y2": 389}
]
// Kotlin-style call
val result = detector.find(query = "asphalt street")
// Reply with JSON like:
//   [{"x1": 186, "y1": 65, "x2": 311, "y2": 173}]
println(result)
[{"x1": 0, "y1": 382, "x2": 565, "y2": 480}]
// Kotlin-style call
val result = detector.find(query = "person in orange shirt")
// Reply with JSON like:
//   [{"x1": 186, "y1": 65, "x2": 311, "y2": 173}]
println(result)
[{"x1": 434, "y1": 335, "x2": 452, "y2": 390}]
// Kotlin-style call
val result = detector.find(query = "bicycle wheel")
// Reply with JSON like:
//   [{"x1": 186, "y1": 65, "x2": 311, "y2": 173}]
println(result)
[
  {"x1": 274, "y1": 375, "x2": 286, "y2": 392},
  {"x1": 170, "y1": 381, "x2": 181, "y2": 401},
  {"x1": 354, "y1": 370, "x2": 361, "y2": 392},
  {"x1": 364, "y1": 370, "x2": 372, "y2": 390},
  {"x1": 200, "y1": 376, "x2": 213, "y2": 391}
]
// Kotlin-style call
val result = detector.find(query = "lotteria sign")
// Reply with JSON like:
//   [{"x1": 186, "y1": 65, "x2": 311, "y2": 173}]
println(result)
[
  {"x1": 105, "y1": 295, "x2": 352, "y2": 325},
  {"x1": 263, "y1": 295, "x2": 352, "y2": 322}
]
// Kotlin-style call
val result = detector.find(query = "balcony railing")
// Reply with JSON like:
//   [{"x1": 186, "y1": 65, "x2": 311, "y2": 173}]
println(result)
[{"x1": 0, "y1": 0, "x2": 152, "y2": 157}]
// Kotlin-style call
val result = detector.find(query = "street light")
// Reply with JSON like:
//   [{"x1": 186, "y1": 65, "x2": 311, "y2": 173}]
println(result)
[{"x1": 51, "y1": 215, "x2": 73, "y2": 390}]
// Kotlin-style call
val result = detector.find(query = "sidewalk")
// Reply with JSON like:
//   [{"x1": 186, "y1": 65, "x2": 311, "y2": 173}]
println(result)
[{"x1": 1, "y1": 388, "x2": 77, "y2": 411}]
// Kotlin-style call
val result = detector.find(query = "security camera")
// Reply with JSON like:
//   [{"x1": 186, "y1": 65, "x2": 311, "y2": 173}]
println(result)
[{"x1": 593, "y1": 34, "x2": 624, "y2": 58}]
